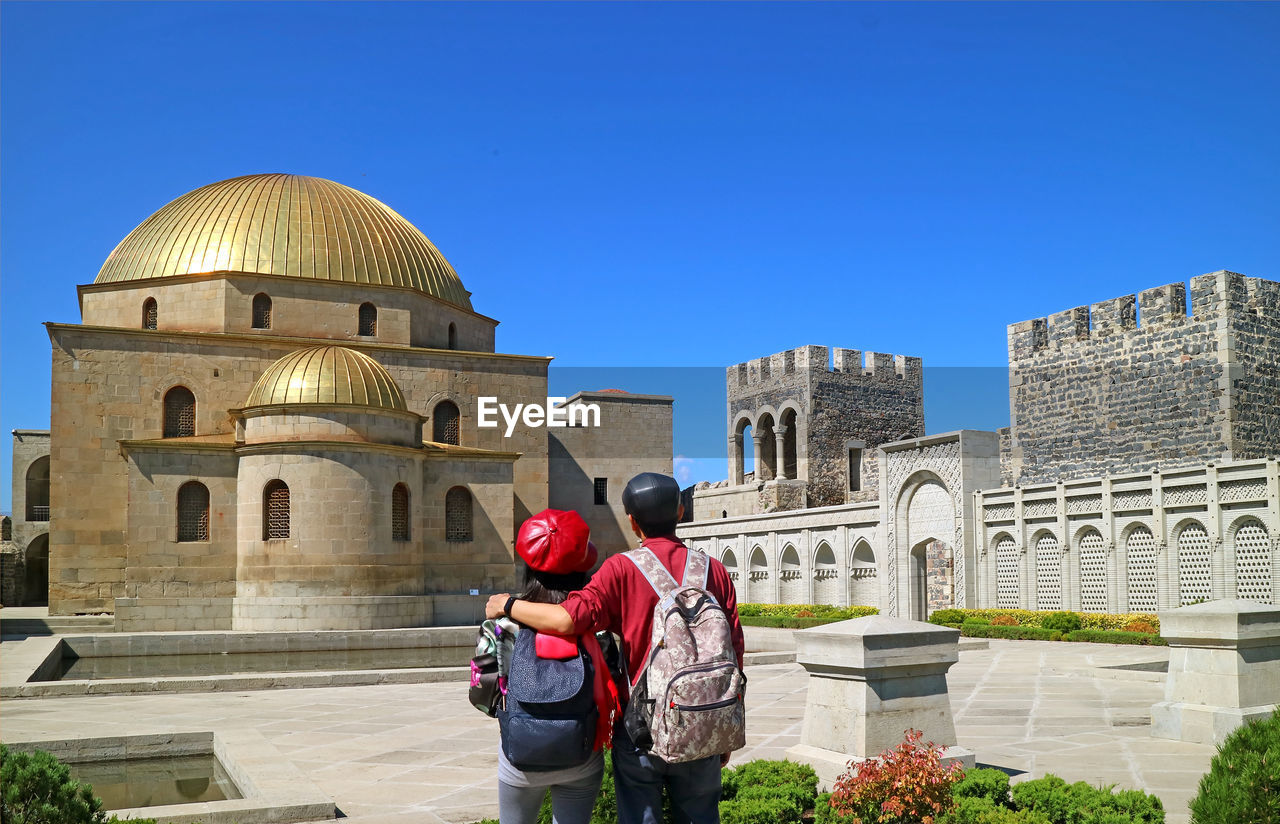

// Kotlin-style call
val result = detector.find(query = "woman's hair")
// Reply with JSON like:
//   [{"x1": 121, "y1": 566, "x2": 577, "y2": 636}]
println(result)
[{"x1": 521, "y1": 567, "x2": 589, "y2": 605}]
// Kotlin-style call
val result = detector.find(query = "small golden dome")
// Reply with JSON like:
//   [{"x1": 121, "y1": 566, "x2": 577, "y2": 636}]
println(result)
[
  {"x1": 246, "y1": 346, "x2": 407, "y2": 410},
  {"x1": 96, "y1": 174, "x2": 472, "y2": 309}
]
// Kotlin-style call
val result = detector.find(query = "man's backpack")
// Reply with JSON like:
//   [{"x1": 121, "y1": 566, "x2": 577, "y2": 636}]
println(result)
[
  {"x1": 622, "y1": 547, "x2": 746, "y2": 763},
  {"x1": 498, "y1": 628, "x2": 599, "y2": 771}
]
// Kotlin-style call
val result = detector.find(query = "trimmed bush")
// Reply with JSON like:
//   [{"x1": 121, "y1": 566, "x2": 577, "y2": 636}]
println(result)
[
  {"x1": 1012, "y1": 775, "x2": 1164, "y2": 824},
  {"x1": 953, "y1": 767, "x2": 1014, "y2": 807},
  {"x1": 1063, "y1": 630, "x2": 1167, "y2": 646},
  {"x1": 1190, "y1": 706, "x2": 1280, "y2": 824},
  {"x1": 1122, "y1": 620, "x2": 1157, "y2": 634},
  {"x1": 962, "y1": 623, "x2": 1063, "y2": 642},
  {"x1": 924, "y1": 609, "x2": 1159, "y2": 633},
  {"x1": 991, "y1": 615, "x2": 1019, "y2": 627},
  {"x1": 736, "y1": 604, "x2": 878, "y2": 620},
  {"x1": 1041, "y1": 612, "x2": 1084, "y2": 634},
  {"x1": 942, "y1": 796, "x2": 1052, "y2": 824},
  {"x1": 930, "y1": 609, "x2": 969, "y2": 626}
]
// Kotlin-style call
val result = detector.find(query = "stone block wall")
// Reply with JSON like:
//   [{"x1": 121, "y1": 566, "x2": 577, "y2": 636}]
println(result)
[{"x1": 1007, "y1": 272, "x2": 1280, "y2": 485}]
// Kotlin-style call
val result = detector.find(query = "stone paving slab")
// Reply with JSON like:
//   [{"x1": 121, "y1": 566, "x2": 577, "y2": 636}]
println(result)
[{"x1": 0, "y1": 639, "x2": 1212, "y2": 824}]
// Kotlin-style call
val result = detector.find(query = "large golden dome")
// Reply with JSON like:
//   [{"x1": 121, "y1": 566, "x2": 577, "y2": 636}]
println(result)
[
  {"x1": 96, "y1": 174, "x2": 472, "y2": 309},
  {"x1": 245, "y1": 346, "x2": 407, "y2": 410}
]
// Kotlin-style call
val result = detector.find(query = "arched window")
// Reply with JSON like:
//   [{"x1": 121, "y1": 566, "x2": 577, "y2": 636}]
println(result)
[
  {"x1": 1125, "y1": 526, "x2": 1158, "y2": 612},
  {"x1": 447, "y1": 323, "x2": 458, "y2": 350},
  {"x1": 142, "y1": 298, "x2": 158, "y2": 330},
  {"x1": 252, "y1": 293, "x2": 272, "y2": 329},
  {"x1": 1176, "y1": 522, "x2": 1212, "y2": 606},
  {"x1": 445, "y1": 486, "x2": 473, "y2": 542},
  {"x1": 177, "y1": 481, "x2": 210, "y2": 542},
  {"x1": 263, "y1": 480, "x2": 290, "y2": 540},
  {"x1": 433, "y1": 401, "x2": 460, "y2": 445},
  {"x1": 392, "y1": 483, "x2": 410, "y2": 542},
  {"x1": 163, "y1": 386, "x2": 196, "y2": 438},
  {"x1": 994, "y1": 535, "x2": 1019, "y2": 609},
  {"x1": 25, "y1": 456, "x2": 50, "y2": 521},
  {"x1": 1, "y1": 516, "x2": 11, "y2": 542},
  {"x1": 1077, "y1": 529, "x2": 1107, "y2": 612},
  {"x1": 358, "y1": 302, "x2": 377, "y2": 336}
]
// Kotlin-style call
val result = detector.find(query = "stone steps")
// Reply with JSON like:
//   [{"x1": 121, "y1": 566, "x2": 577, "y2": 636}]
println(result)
[{"x1": 0, "y1": 614, "x2": 115, "y2": 638}]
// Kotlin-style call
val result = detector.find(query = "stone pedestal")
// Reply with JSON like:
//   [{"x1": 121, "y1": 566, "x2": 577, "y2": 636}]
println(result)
[
  {"x1": 785, "y1": 616, "x2": 974, "y2": 789},
  {"x1": 1150, "y1": 599, "x2": 1280, "y2": 745}
]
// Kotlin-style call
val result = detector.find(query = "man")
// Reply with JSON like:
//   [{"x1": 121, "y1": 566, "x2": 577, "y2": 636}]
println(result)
[{"x1": 487, "y1": 472, "x2": 745, "y2": 824}]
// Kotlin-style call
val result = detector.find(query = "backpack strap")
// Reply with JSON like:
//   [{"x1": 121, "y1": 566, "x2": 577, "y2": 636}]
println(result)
[
  {"x1": 624, "y1": 548, "x2": 680, "y2": 600},
  {"x1": 681, "y1": 548, "x2": 709, "y2": 591}
]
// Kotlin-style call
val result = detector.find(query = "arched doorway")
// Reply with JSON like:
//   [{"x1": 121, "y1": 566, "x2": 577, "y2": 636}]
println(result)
[
  {"x1": 909, "y1": 540, "x2": 930, "y2": 621},
  {"x1": 903, "y1": 478, "x2": 955, "y2": 619},
  {"x1": 23, "y1": 535, "x2": 49, "y2": 607},
  {"x1": 26, "y1": 456, "x2": 50, "y2": 522}
]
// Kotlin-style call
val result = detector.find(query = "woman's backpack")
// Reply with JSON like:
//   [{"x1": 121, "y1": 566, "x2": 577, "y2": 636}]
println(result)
[{"x1": 498, "y1": 629, "x2": 599, "y2": 771}]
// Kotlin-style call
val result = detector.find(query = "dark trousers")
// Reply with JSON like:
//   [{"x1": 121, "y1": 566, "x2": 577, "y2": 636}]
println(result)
[{"x1": 610, "y1": 726, "x2": 721, "y2": 824}]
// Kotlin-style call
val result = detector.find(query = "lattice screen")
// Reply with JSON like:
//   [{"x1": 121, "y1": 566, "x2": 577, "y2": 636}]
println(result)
[
  {"x1": 358, "y1": 303, "x2": 377, "y2": 336},
  {"x1": 1126, "y1": 527, "x2": 1158, "y2": 612},
  {"x1": 1177, "y1": 524, "x2": 1212, "y2": 606},
  {"x1": 164, "y1": 388, "x2": 195, "y2": 438},
  {"x1": 434, "y1": 402, "x2": 461, "y2": 445},
  {"x1": 1079, "y1": 531, "x2": 1107, "y2": 612},
  {"x1": 1035, "y1": 534, "x2": 1062, "y2": 610},
  {"x1": 995, "y1": 537, "x2": 1019, "y2": 609},
  {"x1": 252, "y1": 294, "x2": 272, "y2": 329},
  {"x1": 143, "y1": 299, "x2": 157, "y2": 330},
  {"x1": 445, "y1": 487, "x2": 472, "y2": 542},
  {"x1": 391, "y1": 484, "x2": 410, "y2": 541},
  {"x1": 177, "y1": 482, "x2": 209, "y2": 542},
  {"x1": 264, "y1": 482, "x2": 290, "y2": 540},
  {"x1": 1235, "y1": 522, "x2": 1273, "y2": 603}
]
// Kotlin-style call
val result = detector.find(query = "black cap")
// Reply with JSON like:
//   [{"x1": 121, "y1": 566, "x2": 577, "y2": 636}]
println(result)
[{"x1": 622, "y1": 472, "x2": 681, "y2": 527}]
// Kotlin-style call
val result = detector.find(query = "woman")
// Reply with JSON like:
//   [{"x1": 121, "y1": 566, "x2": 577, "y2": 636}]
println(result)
[{"x1": 497, "y1": 509, "x2": 619, "y2": 824}]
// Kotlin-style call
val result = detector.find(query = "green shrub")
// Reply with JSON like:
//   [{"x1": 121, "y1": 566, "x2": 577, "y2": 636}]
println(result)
[
  {"x1": 1190, "y1": 707, "x2": 1280, "y2": 824},
  {"x1": 719, "y1": 793, "x2": 804, "y2": 824},
  {"x1": 1011, "y1": 776, "x2": 1163, "y2": 824},
  {"x1": 930, "y1": 609, "x2": 969, "y2": 626},
  {"x1": 965, "y1": 617, "x2": 993, "y2": 626},
  {"x1": 1, "y1": 745, "x2": 108, "y2": 824},
  {"x1": 1063, "y1": 630, "x2": 1166, "y2": 646},
  {"x1": 953, "y1": 768, "x2": 1014, "y2": 806},
  {"x1": 942, "y1": 796, "x2": 1052, "y2": 824},
  {"x1": 961, "y1": 624, "x2": 1063, "y2": 642},
  {"x1": 1041, "y1": 612, "x2": 1084, "y2": 633}
]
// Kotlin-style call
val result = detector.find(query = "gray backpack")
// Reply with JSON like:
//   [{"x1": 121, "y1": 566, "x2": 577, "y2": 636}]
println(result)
[{"x1": 622, "y1": 547, "x2": 746, "y2": 763}]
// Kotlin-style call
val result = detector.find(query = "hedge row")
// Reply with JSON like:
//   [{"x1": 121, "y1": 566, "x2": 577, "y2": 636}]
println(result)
[
  {"x1": 928, "y1": 608, "x2": 1160, "y2": 633},
  {"x1": 736, "y1": 604, "x2": 879, "y2": 620},
  {"x1": 945, "y1": 622, "x2": 1168, "y2": 645},
  {"x1": 959, "y1": 623, "x2": 1064, "y2": 641}
]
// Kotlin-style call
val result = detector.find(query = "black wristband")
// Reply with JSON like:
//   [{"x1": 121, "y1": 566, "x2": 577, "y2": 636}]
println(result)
[{"x1": 504, "y1": 595, "x2": 518, "y2": 617}]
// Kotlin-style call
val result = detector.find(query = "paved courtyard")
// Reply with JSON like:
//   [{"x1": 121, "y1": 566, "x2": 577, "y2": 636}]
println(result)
[{"x1": 0, "y1": 638, "x2": 1213, "y2": 824}]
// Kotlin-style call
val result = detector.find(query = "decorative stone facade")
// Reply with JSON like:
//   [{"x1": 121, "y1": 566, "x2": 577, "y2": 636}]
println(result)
[{"x1": 2, "y1": 431, "x2": 51, "y2": 607}]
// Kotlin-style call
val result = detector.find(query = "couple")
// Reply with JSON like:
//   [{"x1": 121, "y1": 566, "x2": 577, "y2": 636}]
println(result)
[{"x1": 484, "y1": 472, "x2": 746, "y2": 824}]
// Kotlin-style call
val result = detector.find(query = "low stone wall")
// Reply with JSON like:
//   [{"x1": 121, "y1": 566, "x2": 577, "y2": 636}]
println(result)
[{"x1": 114, "y1": 594, "x2": 490, "y2": 632}]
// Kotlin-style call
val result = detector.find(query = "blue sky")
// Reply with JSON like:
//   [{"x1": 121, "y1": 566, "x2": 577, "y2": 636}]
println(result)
[{"x1": 2, "y1": 2, "x2": 1278, "y2": 511}]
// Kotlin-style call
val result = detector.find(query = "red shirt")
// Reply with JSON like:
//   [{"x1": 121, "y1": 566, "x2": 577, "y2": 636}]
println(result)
[{"x1": 561, "y1": 535, "x2": 745, "y2": 691}]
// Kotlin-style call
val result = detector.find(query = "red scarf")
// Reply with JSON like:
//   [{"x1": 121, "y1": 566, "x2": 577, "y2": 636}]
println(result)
[{"x1": 578, "y1": 633, "x2": 621, "y2": 751}]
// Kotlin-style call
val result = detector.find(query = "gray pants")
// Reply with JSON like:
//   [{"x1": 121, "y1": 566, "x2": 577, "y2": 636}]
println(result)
[{"x1": 498, "y1": 768, "x2": 603, "y2": 824}]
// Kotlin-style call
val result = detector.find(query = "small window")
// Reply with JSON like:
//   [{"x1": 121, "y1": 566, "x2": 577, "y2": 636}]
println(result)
[
  {"x1": 445, "y1": 486, "x2": 473, "y2": 542},
  {"x1": 358, "y1": 302, "x2": 377, "y2": 336},
  {"x1": 433, "y1": 401, "x2": 460, "y2": 445},
  {"x1": 264, "y1": 480, "x2": 290, "y2": 540},
  {"x1": 177, "y1": 481, "x2": 210, "y2": 542},
  {"x1": 392, "y1": 483, "x2": 410, "y2": 542},
  {"x1": 848, "y1": 448, "x2": 862, "y2": 492},
  {"x1": 448, "y1": 323, "x2": 457, "y2": 350},
  {"x1": 164, "y1": 386, "x2": 196, "y2": 438},
  {"x1": 721, "y1": 510, "x2": 728, "y2": 519},
  {"x1": 252, "y1": 293, "x2": 272, "y2": 329},
  {"x1": 142, "y1": 298, "x2": 158, "y2": 330},
  {"x1": 1, "y1": 516, "x2": 11, "y2": 541},
  {"x1": 593, "y1": 478, "x2": 608, "y2": 506}
]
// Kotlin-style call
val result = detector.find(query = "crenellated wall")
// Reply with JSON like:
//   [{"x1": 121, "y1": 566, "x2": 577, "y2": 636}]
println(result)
[{"x1": 1007, "y1": 271, "x2": 1280, "y2": 485}]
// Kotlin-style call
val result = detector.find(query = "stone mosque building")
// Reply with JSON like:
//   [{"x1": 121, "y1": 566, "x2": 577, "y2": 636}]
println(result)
[
  {"x1": 0, "y1": 174, "x2": 672, "y2": 629},
  {"x1": 2, "y1": 173, "x2": 1278, "y2": 626}
]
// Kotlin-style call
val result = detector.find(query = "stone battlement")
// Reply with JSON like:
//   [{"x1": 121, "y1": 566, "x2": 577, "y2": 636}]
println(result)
[
  {"x1": 1008, "y1": 271, "x2": 1279, "y2": 360},
  {"x1": 728, "y1": 345, "x2": 923, "y2": 390}
]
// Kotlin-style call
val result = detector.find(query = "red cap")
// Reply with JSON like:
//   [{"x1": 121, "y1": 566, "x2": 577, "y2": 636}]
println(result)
[{"x1": 516, "y1": 509, "x2": 598, "y2": 575}]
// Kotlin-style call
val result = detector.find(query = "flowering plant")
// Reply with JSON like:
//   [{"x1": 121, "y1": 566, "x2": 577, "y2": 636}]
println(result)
[{"x1": 827, "y1": 729, "x2": 963, "y2": 824}]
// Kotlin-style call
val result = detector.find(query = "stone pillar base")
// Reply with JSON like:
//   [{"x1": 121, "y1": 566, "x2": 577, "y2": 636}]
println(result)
[
  {"x1": 1150, "y1": 701, "x2": 1278, "y2": 746},
  {"x1": 786, "y1": 743, "x2": 976, "y2": 792}
]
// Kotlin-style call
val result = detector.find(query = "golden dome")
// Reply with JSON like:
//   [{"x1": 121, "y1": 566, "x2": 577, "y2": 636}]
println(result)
[
  {"x1": 245, "y1": 346, "x2": 407, "y2": 410},
  {"x1": 96, "y1": 174, "x2": 472, "y2": 309}
]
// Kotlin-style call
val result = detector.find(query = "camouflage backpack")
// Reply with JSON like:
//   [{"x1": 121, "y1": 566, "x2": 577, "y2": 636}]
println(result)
[{"x1": 621, "y1": 547, "x2": 746, "y2": 763}]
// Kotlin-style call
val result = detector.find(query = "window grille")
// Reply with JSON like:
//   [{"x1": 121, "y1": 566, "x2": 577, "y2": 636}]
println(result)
[
  {"x1": 995, "y1": 536, "x2": 1019, "y2": 609},
  {"x1": 358, "y1": 303, "x2": 377, "y2": 336},
  {"x1": 264, "y1": 481, "x2": 290, "y2": 540},
  {"x1": 433, "y1": 402, "x2": 460, "y2": 445},
  {"x1": 164, "y1": 387, "x2": 196, "y2": 438},
  {"x1": 1079, "y1": 530, "x2": 1107, "y2": 612},
  {"x1": 1035, "y1": 534, "x2": 1062, "y2": 610},
  {"x1": 446, "y1": 487, "x2": 472, "y2": 542},
  {"x1": 593, "y1": 478, "x2": 608, "y2": 506},
  {"x1": 1126, "y1": 527, "x2": 1158, "y2": 612},
  {"x1": 1235, "y1": 521, "x2": 1273, "y2": 602},
  {"x1": 392, "y1": 483, "x2": 410, "y2": 541},
  {"x1": 143, "y1": 298, "x2": 157, "y2": 330},
  {"x1": 252, "y1": 294, "x2": 272, "y2": 329},
  {"x1": 177, "y1": 482, "x2": 209, "y2": 542},
  {"x1": 1177, "y1": 523, "x2": 1213, "y2": 605}
]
